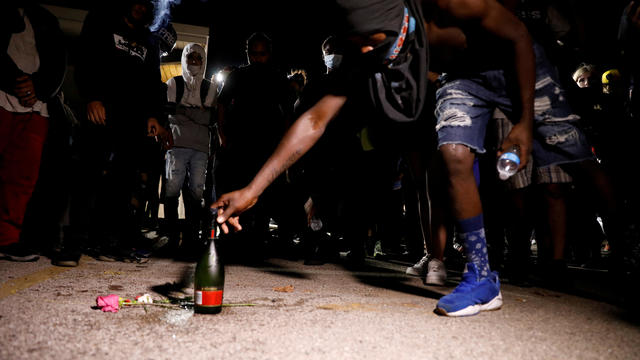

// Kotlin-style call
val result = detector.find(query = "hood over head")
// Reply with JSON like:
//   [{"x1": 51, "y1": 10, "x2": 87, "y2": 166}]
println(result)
[
  {"x1": 181, "y1": 43, "x2": 206, "y2": 86},
  {"x1": 179, "y1": 42, "x2": 207, "y2": 106}
]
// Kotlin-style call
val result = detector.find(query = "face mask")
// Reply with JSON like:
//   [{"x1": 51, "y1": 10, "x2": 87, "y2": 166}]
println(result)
[
  {"x1": 324, "y1": 54, "x2": 343, "y2": 70},
  {"x1": 187, "y1": 64, "x2": 200, "y2": 75}
]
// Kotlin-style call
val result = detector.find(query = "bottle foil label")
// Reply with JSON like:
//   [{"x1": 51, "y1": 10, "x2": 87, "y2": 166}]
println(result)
[{"x1": 195, "y1": 290, "x2": 223, "y2": 306}]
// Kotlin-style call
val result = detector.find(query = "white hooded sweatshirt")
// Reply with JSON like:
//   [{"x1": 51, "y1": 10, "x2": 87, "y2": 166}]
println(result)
[{"x1": 165, "y1": 43, "x2": 216, "y2": 153}]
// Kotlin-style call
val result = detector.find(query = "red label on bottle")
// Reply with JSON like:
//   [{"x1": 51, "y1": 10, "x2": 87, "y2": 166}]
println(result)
[
  {"x1": 210, "y1": 228, "x2": 216, "y2": 239},
  {"x1": 195, "y1": 290, "x2": 223, "y2": 306}
]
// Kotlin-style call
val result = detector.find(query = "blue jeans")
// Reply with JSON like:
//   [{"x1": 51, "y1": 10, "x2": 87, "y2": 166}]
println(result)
[
  {"x1": 435, "y1": 43, "x2": 594, "y2": 167},
  {"x1": 165, "y1": 148, "x2": 208, "y2": 201}
]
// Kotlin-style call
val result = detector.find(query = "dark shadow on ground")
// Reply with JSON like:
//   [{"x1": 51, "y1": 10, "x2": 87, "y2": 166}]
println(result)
[
  {"x1": 345, "y1": 262, "x2": 445, "y2": 300},
  {"x1": 243, "y1": 259, "x2": 312, "y2": 280}
]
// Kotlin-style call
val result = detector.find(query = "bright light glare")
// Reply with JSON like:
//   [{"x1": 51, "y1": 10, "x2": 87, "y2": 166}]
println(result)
[{"x1": 216, "y1": 71, "x2": 225, "y2": 83}]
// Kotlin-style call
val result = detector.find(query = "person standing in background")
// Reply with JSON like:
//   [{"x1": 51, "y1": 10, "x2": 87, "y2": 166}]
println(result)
[
  {"x1": 163, "y1": 43, "x2": 217, "y2": 260},
  {"x1": 74, "y1": 0, "x2": 171, "y2": 262},
  {"x1": 0, "y1": 0, "x2": 66, "y2": 261}
]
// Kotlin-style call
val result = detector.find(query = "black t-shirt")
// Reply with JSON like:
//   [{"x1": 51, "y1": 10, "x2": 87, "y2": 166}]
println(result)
[
  {"x1": 76, "y1": 7, "x2": 163, "y2": 127},
  {"x1": 218, "y1": 63, "x2": 290, "y2": 153}
]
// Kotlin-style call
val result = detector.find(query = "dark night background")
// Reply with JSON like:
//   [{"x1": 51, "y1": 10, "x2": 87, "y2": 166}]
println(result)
[
  {"x1": 40, "y1": 0, "x2": 340, "y2": 82},
  {"x1": 40, "y1": 0, "x2": 631, "y2": 84}
]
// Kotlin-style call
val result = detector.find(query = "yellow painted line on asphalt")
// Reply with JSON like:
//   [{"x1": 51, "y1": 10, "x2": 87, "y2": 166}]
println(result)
[{"x1": 0, "y1": 265, "x2": 76, "y2": 300}]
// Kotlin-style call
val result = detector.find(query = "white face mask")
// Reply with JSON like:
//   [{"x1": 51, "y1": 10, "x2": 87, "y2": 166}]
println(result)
[
  {"x1": 323, "y1": 54, "x2": 343, "y2": 70},
  {"x1": 187, "y1": 64, "x2": 200, "y2": 75}
]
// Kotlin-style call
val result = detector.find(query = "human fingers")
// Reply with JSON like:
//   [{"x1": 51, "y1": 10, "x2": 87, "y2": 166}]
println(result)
[
  {"x1": 227, "y1": 216, "x2": 242, "y2": 231},
  {"x1": 220, "y1": 221, "x2": 230, "y2": 234},
  {"x1": 97, "y1": 106, "x2": 106, "y2": 125},
  {"x1": 147, "y1": 122, "x2": 157, "y2": 136},
  {"x1": 214, "y1": 203, "x2": 232, "y2": 224},
  {"x1": 14, "y1": 84, "x2": 35, "y2": 98},
  {"x1": 20, "y1": 95, "x2": 37, "y2": 107},
  {"x1": 87, "y1": 107, "x2": 97, "y2": 124}
]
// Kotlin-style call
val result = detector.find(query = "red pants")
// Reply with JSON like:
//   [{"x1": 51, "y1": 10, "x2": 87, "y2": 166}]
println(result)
[{"x1": 0, "y1": 107, "x2": 48, "y2": 245}]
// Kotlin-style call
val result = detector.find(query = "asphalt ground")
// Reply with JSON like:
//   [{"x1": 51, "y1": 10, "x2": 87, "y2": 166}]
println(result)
[{"x1": 1, "y1": 253, "x2": 639, "y2": 360}]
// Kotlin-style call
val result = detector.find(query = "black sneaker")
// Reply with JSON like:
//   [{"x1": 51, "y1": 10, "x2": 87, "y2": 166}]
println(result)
[
  {"x1": 0, "y1": 243, "x2": 40, "y2": 262},
  {"x1": 93, "y1": 246, "x2": 150, "y2": 264},
  {"x1": 52, "y1": 248, "x2": 81, "y2": 267}
]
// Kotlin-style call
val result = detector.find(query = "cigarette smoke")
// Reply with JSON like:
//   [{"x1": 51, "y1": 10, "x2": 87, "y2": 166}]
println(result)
[{"x1": 150, "y1": 0, "x2": 182, "y2": 32}]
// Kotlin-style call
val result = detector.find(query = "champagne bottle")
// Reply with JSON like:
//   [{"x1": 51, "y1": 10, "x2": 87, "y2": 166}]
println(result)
[{"x1": 194, "y1": 209, "x2": 224, "y2": 314}]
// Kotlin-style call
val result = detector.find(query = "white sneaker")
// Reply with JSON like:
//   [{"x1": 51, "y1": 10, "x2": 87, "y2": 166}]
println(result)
[
  {"x1": 425, "y1": 258, "x2": 447, "y2": 286},
  {"x1": 406, "y1": 254, "x2": 429, "y2": 277}
]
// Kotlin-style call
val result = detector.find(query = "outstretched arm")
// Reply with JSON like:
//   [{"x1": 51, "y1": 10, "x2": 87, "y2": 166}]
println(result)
[{"x1": 212, "y1": 94, "x2": 347, "y2": 233}]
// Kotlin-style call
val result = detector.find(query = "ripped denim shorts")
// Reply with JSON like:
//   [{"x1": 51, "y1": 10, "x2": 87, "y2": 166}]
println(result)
[{"x1": 435, "y1": 43, "x2": 594, "y2": 167}]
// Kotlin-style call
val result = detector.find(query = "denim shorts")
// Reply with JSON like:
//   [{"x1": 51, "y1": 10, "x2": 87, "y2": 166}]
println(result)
[
  {"x1": 435, "y1": 43, "x2": 595, "y2": 167},
  {"x1": 493, "y1": 109, "x2": 572, "y2": 189}
]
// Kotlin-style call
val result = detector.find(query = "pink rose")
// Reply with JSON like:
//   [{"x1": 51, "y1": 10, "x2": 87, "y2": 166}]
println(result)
[{"x1": 96, "y1": 294, "x2": 120, "y2": 313}]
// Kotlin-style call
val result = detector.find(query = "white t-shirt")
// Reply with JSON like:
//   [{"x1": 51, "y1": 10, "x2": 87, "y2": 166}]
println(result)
[{"x1": 0, "y1": 9, "x2": 48, "y2": 116}]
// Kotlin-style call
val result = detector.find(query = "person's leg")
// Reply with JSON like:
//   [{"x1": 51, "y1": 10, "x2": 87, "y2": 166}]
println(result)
[
  {"x1": 164, "y1": 148, "x2": 188, "y2": 251},
  {"x1": 441, "y1": 144, "x2": 490, "y2": 270},
  {"x1": 0, "y1": 110, "x2": 48, "y2": 260},
  {"x1": 536, "y1": 182, "x2": 572, "y2": 289},
  {"x1": 435, "y1": 143, "x2": 502, "y2": 316},
  {"x1": 491, "y1": 109, "x2": 536, "y2": 285},
  {"x1": 404, "y1": 148, "x2": 449, "y2": 285},
  {"x1": 181, "y1": 150, "x2": 208, "y2": 259},
  {"x1": 432, "y1": 75, "x2": 503, "y2": 316},
  {"x1": 562, "y1": 160, "x2": 624, "y2": 269},
  {"x1": 542, "y1": 183, "x2": 568, "y2": 262}
]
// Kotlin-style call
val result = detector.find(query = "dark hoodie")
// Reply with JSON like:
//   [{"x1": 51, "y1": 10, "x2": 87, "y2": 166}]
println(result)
[{"x1": 75, "y1": 0, "x2": 163, "y2": 128}]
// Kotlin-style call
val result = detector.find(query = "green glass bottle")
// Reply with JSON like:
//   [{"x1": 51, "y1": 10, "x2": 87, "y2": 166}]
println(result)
[{"x1": 194, "y1": 209, "x2": 224, "y2": 314}]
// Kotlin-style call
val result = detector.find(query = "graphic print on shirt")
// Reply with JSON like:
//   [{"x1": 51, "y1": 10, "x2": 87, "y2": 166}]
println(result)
[{"x1": 113, "y1": 33, "x2": 147, "y2": 61}]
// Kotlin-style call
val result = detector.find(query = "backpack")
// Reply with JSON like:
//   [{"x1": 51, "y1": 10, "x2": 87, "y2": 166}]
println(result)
[
  {"x1": 173, "y1": 75, "x2": 212, "y2": 106},
  {"x1": 367, "y1": 0, "x2": 428, "y2": 123}
]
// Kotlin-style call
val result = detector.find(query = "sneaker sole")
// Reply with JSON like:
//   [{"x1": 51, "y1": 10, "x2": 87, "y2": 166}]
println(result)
[
  {"x1": 0, "y1": 254, "x2": 40, "y2": 262},
  {"x1": 405, "y1": 267, "x2": 426, "y2": 277},
  {"x1": 53, "y1": 260, "x2": 79, "y2": 267},
  {"x1": 96, "y1": 255, "x2": 117, "y2": 262},
  {"x1": 435, "y1": 291, "x2": 503, "y2": 317},
  {"x1": 425, "y1": 273, "x2": 447, "y2": 286}
]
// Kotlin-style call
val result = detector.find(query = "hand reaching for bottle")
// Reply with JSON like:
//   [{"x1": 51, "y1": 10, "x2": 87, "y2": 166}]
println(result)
[{"x1": 211, "y1": 187, "x2": 260, "y2": 234}]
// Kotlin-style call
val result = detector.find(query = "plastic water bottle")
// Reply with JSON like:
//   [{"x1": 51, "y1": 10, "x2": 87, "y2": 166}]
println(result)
[{"x1": 496, "y1": 145, "x2": 521, "y2": 180}]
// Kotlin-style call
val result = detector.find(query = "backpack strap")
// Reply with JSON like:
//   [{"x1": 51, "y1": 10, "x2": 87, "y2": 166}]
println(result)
[
  {"x1": 200, "y1": 78, "x2": 211, "y2": 106},
  {"x1": 174, "y1": 75, "x2": 185, "y2": 104},
  {"x1": 175, "y1": 76, "x2": 210, "y2": 106}
]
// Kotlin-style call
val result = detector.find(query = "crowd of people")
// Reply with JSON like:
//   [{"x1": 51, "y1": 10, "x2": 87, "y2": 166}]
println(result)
[{"x1": 1, "y1": 0, "x2": 639, "y2": 317}]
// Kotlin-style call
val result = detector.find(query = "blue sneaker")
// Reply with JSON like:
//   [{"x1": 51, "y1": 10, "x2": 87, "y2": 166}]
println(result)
[{"x1": 435, "y1": 263, "x2": 502, "y2": 317}]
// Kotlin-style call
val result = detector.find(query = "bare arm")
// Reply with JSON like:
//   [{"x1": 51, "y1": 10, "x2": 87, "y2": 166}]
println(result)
[{"x1": 212, "y1": 94, "x2": 347, "y2": 232}]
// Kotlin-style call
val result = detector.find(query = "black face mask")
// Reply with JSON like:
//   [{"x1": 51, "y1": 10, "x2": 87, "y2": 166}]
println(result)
[
  {"x1": 361, "y1": 36, "x2": 396, "y2": 68},
  {"x1": 336, "y1": 0, "x2": 429, "y2": 124}
]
